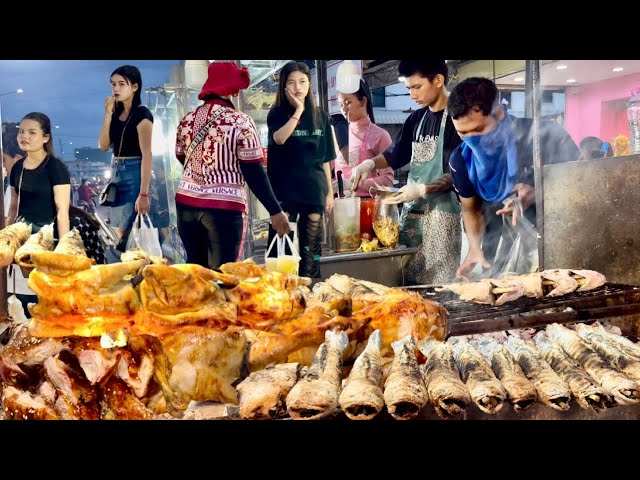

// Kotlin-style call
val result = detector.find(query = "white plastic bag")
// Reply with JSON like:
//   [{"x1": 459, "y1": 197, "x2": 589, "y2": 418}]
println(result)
[
  {"x1": 483, "y1": 196, "x2": 539, "y2": 279},
  {"x1": 126, "y1": 213, "x2": 163, "y2": 258},
  {"x1": 265, "y1": 224, "x2": 300, "y2": 275}
]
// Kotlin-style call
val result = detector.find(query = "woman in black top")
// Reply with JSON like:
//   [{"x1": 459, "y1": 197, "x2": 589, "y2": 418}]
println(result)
[
  {"x1": 266, "y1": 61, "x2": 336, "y2": 278},
  {"x1": 8, "y1": 112, "x2": 71, "y2": 238},
  {"x1": 98, "y1": 65, "x2": 154, "y2": 251}
]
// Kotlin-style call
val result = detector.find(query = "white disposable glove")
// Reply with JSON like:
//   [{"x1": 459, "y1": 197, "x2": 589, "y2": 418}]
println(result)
[
  {"x1": 383, "y1": 183, "x2": 427, "y2": 204},
  {"x1": 350, "y1": 159, "x2": 375, "y2": 190}
]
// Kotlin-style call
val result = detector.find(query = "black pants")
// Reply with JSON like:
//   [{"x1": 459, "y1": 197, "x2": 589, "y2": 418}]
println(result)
[
  {"x1": 267, "y1": 202, "x2": 324, "y2": 278},
  {"x1": 177, "y1": 205, "x2": 244, "y2": 270}
]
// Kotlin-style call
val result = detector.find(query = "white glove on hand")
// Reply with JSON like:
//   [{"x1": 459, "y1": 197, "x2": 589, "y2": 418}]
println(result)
[
  {"x1": 383, "y1": 183, "x2": 427, "y2": 204},
  {"x1": 350, "y1": 159, "x2": 375, "y2": 190}
]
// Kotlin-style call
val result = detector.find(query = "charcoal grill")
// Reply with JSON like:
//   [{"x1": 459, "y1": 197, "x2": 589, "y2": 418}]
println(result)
[{"x1": 414, "y1": 283, "x2": 640, "y2": 338}]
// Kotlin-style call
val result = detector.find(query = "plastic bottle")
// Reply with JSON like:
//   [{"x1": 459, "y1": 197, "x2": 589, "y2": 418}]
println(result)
[{"x1": 627, "y1": 86, "x2": 640, "y2": 154}]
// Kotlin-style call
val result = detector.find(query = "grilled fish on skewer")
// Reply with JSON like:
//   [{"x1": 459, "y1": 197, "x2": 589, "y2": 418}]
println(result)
[
  {"x1": 546, "y1": 323, "x2": 640, "y2": 405},
  {"x1": 474, "y1": 338, "x2": 537, "y2": 412},
  {"x1": 575, "y1": 323, "x2": 640, "y2": 382},
  {"x1": 418, "y1": 339, "x2": 470, "y2": 418},
  {"x1": 452, "y1": 340, "x2": 506, "y2": 414},
  {"x1": 14, "y1": 226, "x2": 54, "y2": 269},
  {"x1": 286, "y1": 330, "x2": 348, "y2": 420},
  {"x1": 237, "y1": 363, "x2": 303, "y2": 420},
  {"x1": 0, "y1": 222, "x2": 31, "y2": 268},
  {"x1": 535, "y1": 333, "x2": 612, "y2": 411},
  {"x1": 589, "y1": 323, "x2": 640, "y2": 361},
  {"x1": 383, "y1": 336, "x2": 428, "y2": 420},
  {"x1": 505, "y1": 336, "x2": 572, "y2": 411},
  {"x1": 339, "y1": 330, "x2": 385, "y2": 421}
]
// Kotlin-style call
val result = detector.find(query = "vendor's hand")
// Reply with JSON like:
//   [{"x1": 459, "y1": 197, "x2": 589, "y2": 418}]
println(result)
[
  {"x1": 456, "y1": 249, "x2": 491, "y2": 280},
  {"x1": 325, "y1": 190, "x2": 334, "y2": 214},
  {"x1": 496, "y1": 183, "x2": 535, "y2": 226},
  {"x1": 384, "y1": 183, "x2": 426, "y2": 205},
  {"x1": 271, "y1": 212, "x2": 291, "y2": 236},
  {"x1": 105, "y1": 96, "x2": 116, "y2": 116},
  {"x1": 135, "y1": 194, "x2": 151, "y2": 215},
  {"x1": 351, "y1": 159, "x2": 375, "y2": 190}
]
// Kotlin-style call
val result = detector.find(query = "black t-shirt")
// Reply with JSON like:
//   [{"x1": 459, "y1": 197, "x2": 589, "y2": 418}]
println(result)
[
  {"x1": 109, "y1": 105, "x2": 154, "y2": 157},
  {"x1": 267, "y1": 106, "x2": 336, "y2": 207},
  {"x1": 384, "y1": 108, "x2": 462, "y2": 173},
  {"x1": 10, "y1": 156, "x2": 70, "y2": 228}
]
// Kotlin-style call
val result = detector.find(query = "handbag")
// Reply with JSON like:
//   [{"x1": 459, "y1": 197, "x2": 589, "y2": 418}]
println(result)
[
  {"x1": 99, "y1": 110, "x2": 134, "y2": 207},
  {"x1": 99, "y1": 180, "x2": 117, "y2": 206}
]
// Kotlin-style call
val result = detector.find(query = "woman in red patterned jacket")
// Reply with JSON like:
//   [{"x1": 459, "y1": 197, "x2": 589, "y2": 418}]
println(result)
[{"x1": 175, "y1": 62, "x2": 289, "y2": 269}]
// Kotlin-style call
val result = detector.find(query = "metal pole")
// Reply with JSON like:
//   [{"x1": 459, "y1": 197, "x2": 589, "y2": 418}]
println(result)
[
  {"x1": 0, "y1": 100, "x2": 7, "y2": 317},
  {"x1": 317, "y1": 60, "x2": 329, "y2": 112},
  {"x1": 526, "y1": 60, "x2": 544, "y2": 269}
]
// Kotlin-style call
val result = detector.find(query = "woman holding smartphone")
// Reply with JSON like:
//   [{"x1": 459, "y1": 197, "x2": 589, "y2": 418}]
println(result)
[
  {"x1": 98, "y1": 64, "x2": 153, "y2": 250},
  {"x1": 266, "y1": 61, "x2": 336, "y2": 278}
]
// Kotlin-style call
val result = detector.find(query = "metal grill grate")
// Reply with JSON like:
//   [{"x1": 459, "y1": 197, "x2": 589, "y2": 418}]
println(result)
[{"x1": 416, "y1": 283, "x2": 640, "y2": 338}]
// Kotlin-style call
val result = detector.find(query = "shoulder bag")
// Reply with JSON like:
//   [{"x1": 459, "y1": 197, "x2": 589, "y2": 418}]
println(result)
[{"x1": 100, "y1": 111, "x2": 134, "y2": 206}]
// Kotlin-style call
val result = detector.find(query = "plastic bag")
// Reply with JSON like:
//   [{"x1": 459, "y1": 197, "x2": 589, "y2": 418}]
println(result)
[
  {"x1": 482, "y1": 196, "x2": 539, "y2": 279},
  {"x1": 126, "y1": 213, "x2": 163, "y2": 258},
  {"x1": 265, "y1": 225, "x2": 300, "y2": 275}
]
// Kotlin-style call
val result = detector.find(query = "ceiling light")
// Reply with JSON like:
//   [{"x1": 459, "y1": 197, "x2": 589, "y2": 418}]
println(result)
[
  {"x1": 556, "y1": 64, "x2": 568, "y2": 70},
  {"x1": 612, "y1": 67, "x2": 624, "y2": 72},
  {"x1": 513, "y1": 76, "x2": 524, "y2": 82},
  {"x1": 566, "y1": 78, "x2": 577, "y2": 83}
]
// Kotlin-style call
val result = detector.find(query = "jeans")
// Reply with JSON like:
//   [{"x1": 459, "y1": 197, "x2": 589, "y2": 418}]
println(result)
[
  {"x1": 177, "y1": 204, "x2": 245, "y2": 270},
  {"x1": 110, "y1": 157, "x2": 141, "y2": 230}
]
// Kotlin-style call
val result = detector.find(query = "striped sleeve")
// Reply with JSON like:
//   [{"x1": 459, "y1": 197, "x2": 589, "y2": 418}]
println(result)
[{"x1": 236, "y1": 115, "x2": 264, "y2": 163}]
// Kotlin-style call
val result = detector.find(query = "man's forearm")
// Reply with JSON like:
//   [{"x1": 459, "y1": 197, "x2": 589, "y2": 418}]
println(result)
[{"x1": 462, "y1": 205, "x2": 484, "y2": 253}]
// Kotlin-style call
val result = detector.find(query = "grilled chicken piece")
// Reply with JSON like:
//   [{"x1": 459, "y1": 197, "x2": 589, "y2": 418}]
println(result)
[
  {"x1": 324, "y1": 273, "x2": 383, "y2": 311},
  {"x1": 29, "y1": 228, "x2": 94, "y2": 276},
  {"x1": 225, "y1": 271, "x2": 307, "y2": 330},
  {"x1": 438, "y1": 279, "x2": 494, "y2": 305},
  {"x1": 2, "y1": 386, "x2": 59, "y2": 420},
  {"x1": 569, "y1": 269, "x2": 606, "y2": 292},
  {"x1": 248, "y1": 311, "x2": 372, "y2": 372},
  {"x1": 540, "y1": 269, "x2": 579, "y2": 297},
  {"x1": 101, "y1": 377, "x2": 156, "y2": 420},
  {"x1": 502, "y1": 273, "x2": 544, "y2": 298},
  {"x1": 350, "y1": 290, "x2": 447, "y2": 358}
]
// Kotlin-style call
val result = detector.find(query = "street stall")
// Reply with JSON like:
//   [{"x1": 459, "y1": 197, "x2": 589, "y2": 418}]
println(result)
[{"x1": 2, "y1": 60, "x2": 640, "y2": 422}]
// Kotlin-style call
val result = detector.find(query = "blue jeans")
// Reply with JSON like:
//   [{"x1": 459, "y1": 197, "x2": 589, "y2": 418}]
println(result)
[{"x1": 110, "y1": 157, "x2": 141, "y2": 231}]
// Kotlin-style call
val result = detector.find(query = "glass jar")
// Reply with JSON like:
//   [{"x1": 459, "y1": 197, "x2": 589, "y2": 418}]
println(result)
[{"x1": 372, "y1": 196, "x2": 400, "y2": 248}]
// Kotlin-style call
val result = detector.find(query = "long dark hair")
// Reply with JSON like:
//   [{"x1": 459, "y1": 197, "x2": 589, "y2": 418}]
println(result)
[
  {"x1": 354, "y1": 79, "x2": 375, "y2": 123},
  {"x1": 274, "y1": 61, "x2": 319, "y2": 129},
  {"x1": 110, "y1": 65, "x2": 143, "y2": 119},
  {"x1": 21, "y1": 112, "x2": 55, "y2": 157}
]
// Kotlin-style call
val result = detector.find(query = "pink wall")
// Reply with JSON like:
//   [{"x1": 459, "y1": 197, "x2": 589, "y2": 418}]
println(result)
[{"x1": 565, "y1": 73, "x2": 640, "y2": 145}]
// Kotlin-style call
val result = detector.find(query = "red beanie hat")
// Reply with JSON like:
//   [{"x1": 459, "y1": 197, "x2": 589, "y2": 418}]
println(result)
[{"x1": 198, "y1": 62, "x2": 250, "y2": 100}]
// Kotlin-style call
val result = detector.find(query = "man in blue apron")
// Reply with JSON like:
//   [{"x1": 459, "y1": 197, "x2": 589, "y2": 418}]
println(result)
[{"x1": 351, "y1": 60, "x2": 462, "y2": 284}]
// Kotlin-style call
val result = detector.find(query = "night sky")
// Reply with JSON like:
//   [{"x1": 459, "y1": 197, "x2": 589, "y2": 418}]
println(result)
[{"x1": 0, "y1": 60, "x2": 180, "y2": 159}]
